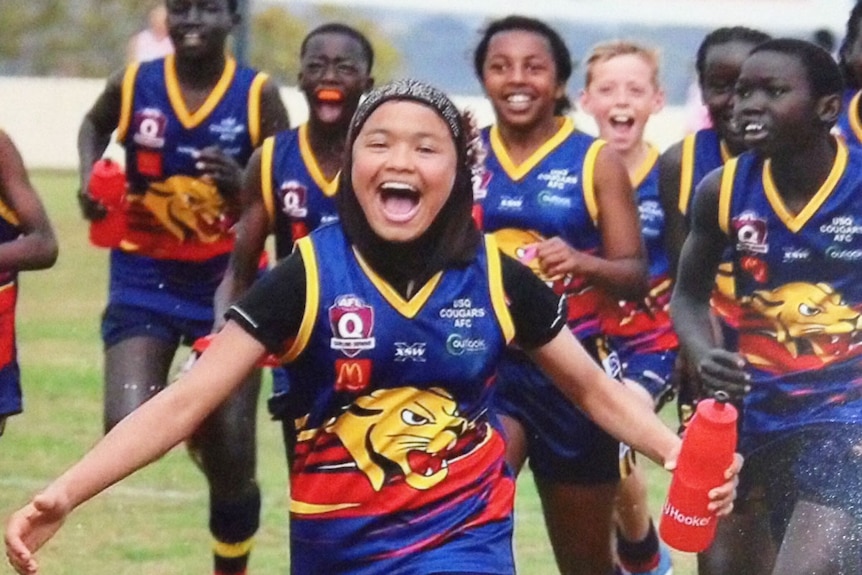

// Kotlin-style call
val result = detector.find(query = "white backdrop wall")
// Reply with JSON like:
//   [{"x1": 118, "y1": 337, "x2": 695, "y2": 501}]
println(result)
[{"x1": 0, "y1": 76, "x2": 689, "y2": 171}]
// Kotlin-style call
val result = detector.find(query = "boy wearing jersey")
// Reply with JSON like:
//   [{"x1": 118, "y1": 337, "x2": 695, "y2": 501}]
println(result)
[
  {"x1": 580, "y1": 41, "x2": 674, "y2": 575},
  {"x1": 8, "y1": 80, "x2": 741, "y2": 575},
  {"x1": 76, "y1": 1, "x2": 289, "y2": 573},
  {"x1": 213, "y1": 24, "x2": 374, "y2": 455},
  {"x1": 474, "y1": 16, "x2": 649, "y2": 575},
  {"x1": 0, "y1": 130, "x2": 58, "y2": 437},
  {"x1": 673, "y1": 40, "x2": 860, "y2": 575}
]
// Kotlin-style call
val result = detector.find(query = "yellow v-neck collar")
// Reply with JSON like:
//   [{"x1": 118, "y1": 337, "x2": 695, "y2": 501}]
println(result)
[
  {"x1": 353, "y1": 248, "x2": 442, "y2": 319},
  {"x1": 165, "y1": 54, "x2": 236, "y2": 130},
  {"x1": 298, "y1": 124, "x2": 339, "y2": 197},
  {"x1": 630, "y1": 144, "x2": 659, "y2": 189},
  {"x1": 490, "y1": 117, "x2": 575, "y2": 182},
  {"x1": 762, "y1": 138, "x2": 848, "y2": 233}
]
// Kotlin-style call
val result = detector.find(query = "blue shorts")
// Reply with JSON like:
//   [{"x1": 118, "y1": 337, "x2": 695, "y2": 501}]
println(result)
[
  {"x1": 619, "y1": 348, "x2": 677, "y2": 406},
  {"x1": 492, "y1": 336, "x2": 621, "y2": 484},
  {"x1": 101, "y1": 302, "x2": 212, "y2": 348},
  {"x1": 737, "y1": 426, "x2": 862, "y2": 540}
]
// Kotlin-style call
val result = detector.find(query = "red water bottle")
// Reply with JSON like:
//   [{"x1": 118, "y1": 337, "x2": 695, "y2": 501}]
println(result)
[
  {"x1": 659, "y1": 396, "x2": 738, "y2": 553},
  {"x1": 87, "y1": 158, "x2": 127, "y2": 248}
]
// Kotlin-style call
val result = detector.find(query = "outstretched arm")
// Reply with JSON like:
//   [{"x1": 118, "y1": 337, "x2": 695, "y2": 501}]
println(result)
[
  {"x1": 0, "y1": 132, "x2": 58, "y2": 272},
  {"x1": 4, "y1": 322, "x2": 265, "y2": 575}
]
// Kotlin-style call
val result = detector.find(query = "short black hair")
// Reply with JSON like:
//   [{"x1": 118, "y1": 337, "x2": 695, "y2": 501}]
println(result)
[
  {"x1": 695, "y1": 26, "x2": 772, "y2": 81},
  {"x1": 838, "y1": 3, "x2": 862, "y2": 88},
  {"x1": 227, "y1": 0, "x2": 238, "y2": 14},
  {"x1": 300, "y1": 23, "x2": 375, "y2": 71},
  {"x1": 751, "y1": 38, "x2": 844, "y2": 99},
  {"x1": 473, "y1": 15, "x2": 573, "y2": 115}
]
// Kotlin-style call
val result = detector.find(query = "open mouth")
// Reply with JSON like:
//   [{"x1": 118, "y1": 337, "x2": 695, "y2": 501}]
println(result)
[
  {"x1": 179, "y1": 31, "x2": 203, "y2": 48},
  {"x1": 742, "y1": 121, "x2": 768, "y2": 143},
  {"x1": 380, "y1": 182, "x2": 420, "y2": 222},
  {"x1": 609, "y1": 114, "x2": 635, "y2": 133}
]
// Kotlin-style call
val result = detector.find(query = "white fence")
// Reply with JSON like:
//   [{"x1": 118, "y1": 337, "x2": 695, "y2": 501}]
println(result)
[{"x1": 0, "y1": 76, "x2": 689, "y2": 170}]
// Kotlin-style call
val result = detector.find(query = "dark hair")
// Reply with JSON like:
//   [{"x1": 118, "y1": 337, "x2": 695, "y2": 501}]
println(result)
[
  {"x1": 751, "y1": 38, "x2": 844, "y2": 99},
  {"x1": 695, "y1": 26, "x2": 772, "y2": 81},
  {"x1": 838, "y1": 3, "x2": 862, "y2": 88},
  {"x1": 227, "y1": 0, "x2": 238, "y2": 14},
  {"x1": 473, "y1": 15, "x2": 573, "y2": 115},
  {"x1": 301, "y1": 22, "x2": 375, "y2": 71}
]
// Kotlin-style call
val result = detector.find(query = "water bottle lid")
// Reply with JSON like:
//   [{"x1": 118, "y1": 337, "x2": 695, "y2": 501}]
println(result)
[{"x1": 696, "y1": 397, "x2": 738, "y2": 424}]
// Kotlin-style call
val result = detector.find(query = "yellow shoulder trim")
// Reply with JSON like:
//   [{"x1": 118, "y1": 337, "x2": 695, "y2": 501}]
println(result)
[
  {"x1": 849, "y1": 91, "x2": 862, "y2": 145},
  {"x1": 260, "y1": 136, "x2": 277, "y2": 232},
  {"x1": 485, "y1": 235, "x2": 515, "y2": 344},
  {"x1": 282, "y1": 237, "x2": 319, "y2": 362},
  {"x1": 583, "y1": 139, "x2": 606, "y2": 226},
  {"x1": 248, "y1": 72, "x2": 268, "y2": 147},
  {"x1": 718, "y1": 157, "x2": 738, "y2": 235},
  {"x1": 116, "y1": 62, "x2": 141, "y2": 142},
  {"x1": 299, "y1": 124, "x2": 339, "y2": 196},
  {"x1": 678, "y1": 133, "x2": 697, "y2": 215}
]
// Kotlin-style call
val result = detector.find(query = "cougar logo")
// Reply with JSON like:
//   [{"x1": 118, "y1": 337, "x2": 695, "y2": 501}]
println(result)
[
  {"x1": 492, "y1": 228, "x2": 549, "y2": 280},
  {"x1": 326, "y1": 387, "x2": 482, "y2": 491},
  {"x1": 143, "y1": 175, "x2": 226, "y2": 242},
  {"x1": 743, "y1": 281, "x2": 862, "y2": 357}
]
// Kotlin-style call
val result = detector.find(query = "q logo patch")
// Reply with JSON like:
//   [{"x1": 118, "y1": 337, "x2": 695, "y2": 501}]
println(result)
[
  {"x1": 330, "y1": 294, "x2": 375, "y2": 357},
  {"x1": 280, "y1": 180, "x2": 308, "y2": 218}
]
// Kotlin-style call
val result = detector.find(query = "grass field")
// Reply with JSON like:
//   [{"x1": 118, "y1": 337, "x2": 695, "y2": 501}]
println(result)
[{"x1": 0, "y1": 171, "x2": 698, "y2": 574}]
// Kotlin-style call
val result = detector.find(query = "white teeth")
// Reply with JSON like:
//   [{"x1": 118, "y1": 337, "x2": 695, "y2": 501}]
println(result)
[
  {"x1": 611, "y1": 115, "x2": 631, "y2": 123},
  {"x1": 507, "y1": 94, "x2": 530, "y2": 103},
  {"x1": 745, "y1": 123, "x2": 764, "y2": 132},
  {"x1": 380, "y1": 182, "x2": 417, "y2": 192}
]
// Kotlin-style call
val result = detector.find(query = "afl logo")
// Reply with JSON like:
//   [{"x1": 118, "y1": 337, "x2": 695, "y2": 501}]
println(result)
[
  {"x1": 280, "y1": 180, "x2": 308, "y2": 218},
  {"x1": 132, "y1": 108, "x2": 167, "y2": 148},
  {"x1": 330, "y1": 294, "x2": 375, "y2": 357},
  {"x1": 732, "y1": 211, "x2": 768, "y2": 254}
]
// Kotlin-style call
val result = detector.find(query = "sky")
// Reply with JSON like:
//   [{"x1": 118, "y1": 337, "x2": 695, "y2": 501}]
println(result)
[{"x1": 280, "y1": 0, "x2": 855, "y2": 35}]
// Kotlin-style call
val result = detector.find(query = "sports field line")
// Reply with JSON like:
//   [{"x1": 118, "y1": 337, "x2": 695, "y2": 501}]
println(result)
[{"x1": 0, "y1": 476, "x2": 203, "y2": 502}]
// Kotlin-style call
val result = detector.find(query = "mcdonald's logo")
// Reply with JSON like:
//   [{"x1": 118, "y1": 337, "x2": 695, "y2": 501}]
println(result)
[{"x1": 334, "y1": 359, "x2": 372, "y2": 393}]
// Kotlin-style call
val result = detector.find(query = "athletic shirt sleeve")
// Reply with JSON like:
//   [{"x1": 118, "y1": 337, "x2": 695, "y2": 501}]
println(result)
[
  {"x1": 500, "y1": 253, "x2": 567, "y2": 349},
  {"x1": 225, "y1": 250, "x2": 307, "y2": 355}
]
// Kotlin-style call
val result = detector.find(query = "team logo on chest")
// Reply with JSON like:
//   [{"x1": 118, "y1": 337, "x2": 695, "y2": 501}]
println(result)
[
  {"x1": 280, "y1": 180, "x2": 309, "y2": 218},
  {"x1": 330, "y1": 294, "x2": 375, "y2": 357},
  {"x1": 132, "y1": 108, "x2": 167, "y2": 148},
  {"x1": 732, "y1": 211, "x2": 769, "y2": 254}
]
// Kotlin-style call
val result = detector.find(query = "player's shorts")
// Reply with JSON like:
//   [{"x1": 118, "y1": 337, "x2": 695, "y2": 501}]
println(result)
[
  {"x1": 619, "y1": 348, "x2": 677, "y2": 409},
  {"x1": 736, "y1": 425, "x2": 862, "y2": 542},
  {"x1": 102, "y1": 302, "x2": 212, "y2": 348},
  {"x1": 0, "y1": 283, "x2": 21, "y2": 418},
  {"x1": 492, "y1": 336, "x2": 621, "y2": 484}
]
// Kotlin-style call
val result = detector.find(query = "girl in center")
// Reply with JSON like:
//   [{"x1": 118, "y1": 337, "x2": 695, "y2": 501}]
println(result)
[{"x1": 473, "y1": 15, "x2": 649, "y2": 575}]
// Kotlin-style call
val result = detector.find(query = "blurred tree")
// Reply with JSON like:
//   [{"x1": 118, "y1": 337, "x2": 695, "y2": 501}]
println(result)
[
  {"x1": 248, "y1": 4, "x2": 401, "y2": 85},
  {"x1": 0, "y1": 1, "x2": 400, "y2": 83}
]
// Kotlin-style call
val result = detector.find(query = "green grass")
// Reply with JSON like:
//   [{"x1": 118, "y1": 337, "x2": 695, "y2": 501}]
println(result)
[{"x1": 0, "y1": 171, "x2": 698, "y2": 574}]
